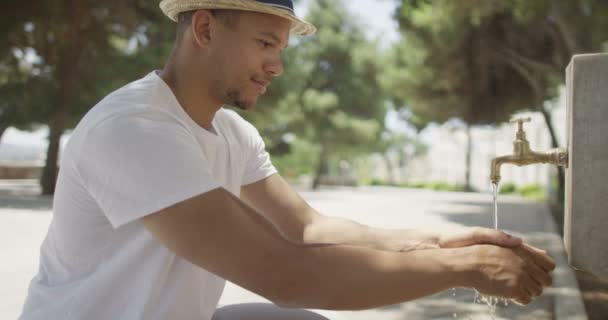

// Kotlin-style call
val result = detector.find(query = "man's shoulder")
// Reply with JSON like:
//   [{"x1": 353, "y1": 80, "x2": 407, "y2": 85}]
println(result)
[
  {"x1": 65, "y1": 73, "x2": 188, "y2": 157},
  {"x1": 77, "y1": 72, "x2": 180, "y2": 133},
  {"x1": 216, "y1": 108, "x2": 257, "y2": 136},
  {"x1": 98, "y1": 71, "x2": 167, "y2": 111}
]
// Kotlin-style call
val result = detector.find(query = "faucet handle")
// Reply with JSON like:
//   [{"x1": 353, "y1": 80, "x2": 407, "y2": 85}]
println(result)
[{"x1": 510, "y1": 117, "x2": 531, "y2": 132}]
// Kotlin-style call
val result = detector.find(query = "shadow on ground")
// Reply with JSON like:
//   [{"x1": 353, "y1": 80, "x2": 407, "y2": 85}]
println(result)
[{"x1": 0, "y1": 194, "x2": 52, "y2": 211}]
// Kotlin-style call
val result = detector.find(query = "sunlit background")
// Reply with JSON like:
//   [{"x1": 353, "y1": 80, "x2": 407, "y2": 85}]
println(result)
[{"x1": 2, "y1": 1, "x2": 608, "y2": 318}]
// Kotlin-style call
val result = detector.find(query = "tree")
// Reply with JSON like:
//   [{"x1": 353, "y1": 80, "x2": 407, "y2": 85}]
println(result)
[
  {"x1": 377, "y1": 130, "x2": 428, "y2": 185},
  {"x1": 0, "y1": 13, "x2": 47, "y2": 144},
  {"x1": 2, "y1": 1, "x2": 174, "y2": 194},
  {"x1": 241, "y1": 0, "x2": 389, "y2": 189},
  {"x1": 0, "y1": 81, "x2": 40, "y2": 144},
  {"x1": 388, "y1": 0, "x2": 608, "y2": 193}
]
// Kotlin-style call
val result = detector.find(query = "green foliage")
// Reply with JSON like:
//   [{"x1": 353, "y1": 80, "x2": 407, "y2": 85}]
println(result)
[
  {"x1": 518, "y1": 184, "x2": 546, "y2": 201},
  {"x1": 367, "y1": 179, "x2": 466, "y2": 192},
  {"x1": 239, "y1": 0, "x2": 390, "y2": 186},
  {"x1": 498, "y1": 182, "x2": 545, "y2": 200},
  {"x1": 368, "y1": 179, "x2": 388, "y2": 186},
  {"x1": 2, "y1": 1, "x2": 171, "y2": 124},
  {"x1": 271, "y1": 138, "x2": 320, "y2": 179},
  {"x1": 423, "y1": 181, "x2": 467, "y2": 192},
  {"x1": 1, "y1": 1, "x2": 175, "y2": 193},
  {"x1": 388, "y1": 0, "x2": 608, "y2": 129},
  {"x1": 499, "y1": 183, "x2": 517, "y2": 194},
  {"x1": 388, "y1": 0, "x2": 608, "y2": 203}
]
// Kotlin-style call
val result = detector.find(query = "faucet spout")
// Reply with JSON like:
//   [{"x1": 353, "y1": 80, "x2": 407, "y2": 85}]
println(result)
[
  {"x1": 490, "y1": 117, "x2": 568, "y2": 185},
  {"x1": 490, "y1": 148, "x2": 568, "y2": 185}
]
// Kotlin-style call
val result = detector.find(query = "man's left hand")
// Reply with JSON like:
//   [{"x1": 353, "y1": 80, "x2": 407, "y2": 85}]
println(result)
[{"x1": 438, "y1": 227, "x2": 522, "y2": 249}]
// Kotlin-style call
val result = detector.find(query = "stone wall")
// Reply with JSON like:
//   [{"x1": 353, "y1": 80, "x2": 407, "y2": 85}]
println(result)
[{"x1": 564, "y1": 53, "x2": 608, "y2": 280}]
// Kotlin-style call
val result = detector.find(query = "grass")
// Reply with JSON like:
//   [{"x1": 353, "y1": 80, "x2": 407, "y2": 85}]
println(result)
[
  {"x1": 368, "y1": 179, "x2": 467, "y2": 192},
  {"x1": 368, "y1": 179, "x2": 546, "y2": 200},
  {"x1": 498, "y1": 182, "x2": 546, "y2": 201}
]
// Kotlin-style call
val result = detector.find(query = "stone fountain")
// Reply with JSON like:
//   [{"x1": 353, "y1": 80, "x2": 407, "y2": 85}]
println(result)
[
  {"x1": 490, "y1": 53, "x2": 608, "y2": 280},
  {"x1": 564, "y1": 53, "x2": 608, "y2": 280}
]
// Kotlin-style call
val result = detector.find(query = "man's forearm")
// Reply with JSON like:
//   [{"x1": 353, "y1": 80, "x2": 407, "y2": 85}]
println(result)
[
  {"x1": 278, "y1": 243, "x2": 475, "y2": 310},
  {"x1": 302, "y1": 212, "x2": 440, "y2": 252}
]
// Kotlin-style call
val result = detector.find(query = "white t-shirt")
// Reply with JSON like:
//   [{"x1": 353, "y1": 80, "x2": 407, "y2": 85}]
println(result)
[{"x1": 20, "y1": 71, "x2": 277, "y2": 320}]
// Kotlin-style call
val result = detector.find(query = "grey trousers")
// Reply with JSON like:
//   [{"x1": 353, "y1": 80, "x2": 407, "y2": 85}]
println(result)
[{"x1": 212, "y1": 303, "x2": 331, "y2": 320}]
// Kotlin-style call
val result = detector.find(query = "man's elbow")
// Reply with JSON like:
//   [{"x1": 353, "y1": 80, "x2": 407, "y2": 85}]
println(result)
[{"x1": 275, "y1": 216, "x2": 315, "y2": 245}]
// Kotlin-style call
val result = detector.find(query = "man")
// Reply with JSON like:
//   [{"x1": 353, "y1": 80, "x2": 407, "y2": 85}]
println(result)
[{"x1": 20, "y1": 1, "x2": 555, "y2": 319}]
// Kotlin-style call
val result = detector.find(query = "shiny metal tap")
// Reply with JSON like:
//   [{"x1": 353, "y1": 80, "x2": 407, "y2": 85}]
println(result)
[{"x1": 490, "y1": 117, "x2": 568, "y2": 185}]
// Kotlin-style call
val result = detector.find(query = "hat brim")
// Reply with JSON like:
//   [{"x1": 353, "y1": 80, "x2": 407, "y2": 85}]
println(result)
[{"x1": 160, "y1": 0, "x2": 316, "y2": 36}]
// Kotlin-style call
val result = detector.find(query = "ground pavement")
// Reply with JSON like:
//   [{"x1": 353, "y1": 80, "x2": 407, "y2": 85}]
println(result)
[{"x1": 0, "y1": 181, "x2": 587, "y2": 319}]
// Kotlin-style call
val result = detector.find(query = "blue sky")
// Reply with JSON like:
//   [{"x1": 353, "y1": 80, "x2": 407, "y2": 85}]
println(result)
[{"x1": 1, "y1": 0, "x2": 400, "y2": 148}]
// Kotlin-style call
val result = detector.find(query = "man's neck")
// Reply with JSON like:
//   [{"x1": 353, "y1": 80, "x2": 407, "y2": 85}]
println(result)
[{"x1": 159, "y1": 55, "x2": 221, "y2": 131}]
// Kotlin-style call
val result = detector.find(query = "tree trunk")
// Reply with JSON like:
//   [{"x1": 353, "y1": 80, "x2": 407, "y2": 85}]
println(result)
[
  {"x1": 383, "y1": 153, "x2": 395, "y2": 185},
  {"x1": 312, "y1": 147, "x2": 329, "y2": 190},
  {"x1": 539, "y1": 106, "x2": 560, "y2": 149},
  {"x1": 500, "y1": 40, "x2": 566, "y2": 232},
  {"x1": 40, "y1": 0, "x2": 84, "y2": 195},
  {"x1": 464, "y1": 126, "x2": 473, "y2": 192},
  {"x1": 41, "y1": 113, "x2": 67, "y2": 194}
]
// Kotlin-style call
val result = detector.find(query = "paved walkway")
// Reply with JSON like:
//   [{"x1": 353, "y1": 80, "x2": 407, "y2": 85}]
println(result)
[{"x1": 0, "y1": 182, "x2": 587, "y2": 319}]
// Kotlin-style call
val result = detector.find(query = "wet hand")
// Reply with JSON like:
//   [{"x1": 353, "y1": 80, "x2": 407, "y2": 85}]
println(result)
[
  {"x1": 439, "y1": 227, "x2": 522, "y2": 249},
  {"x1": 470, "y1": 244, "x2": 555, "y2": 305}
]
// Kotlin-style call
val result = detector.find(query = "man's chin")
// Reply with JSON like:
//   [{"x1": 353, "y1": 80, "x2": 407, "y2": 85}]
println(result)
[{"x1": 230, "y1": 99, "x2": 257, "y2": 111}]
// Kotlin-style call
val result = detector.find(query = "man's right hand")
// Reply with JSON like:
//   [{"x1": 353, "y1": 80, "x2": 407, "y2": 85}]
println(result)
[{"x1": 469, "y1": 243, "x2": 555, "y2": 305}]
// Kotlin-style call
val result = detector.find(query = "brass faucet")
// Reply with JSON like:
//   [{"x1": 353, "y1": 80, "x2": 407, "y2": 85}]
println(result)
[{"x1": 490, "y1": 117, "x2": 568, "y2": 185}]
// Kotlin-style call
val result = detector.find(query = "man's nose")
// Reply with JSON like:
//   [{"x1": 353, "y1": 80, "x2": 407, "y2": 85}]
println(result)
[{"x1": 264, "y1": 57, "x2": 284, "y2": 77}]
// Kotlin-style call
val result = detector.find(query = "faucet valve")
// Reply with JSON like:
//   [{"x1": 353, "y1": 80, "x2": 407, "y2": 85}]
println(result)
[{"x1": 510, "y1": 117, "x2": 531, "y2": 140}]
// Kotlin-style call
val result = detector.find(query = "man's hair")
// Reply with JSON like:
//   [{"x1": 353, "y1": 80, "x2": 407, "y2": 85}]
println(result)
[{"x1": 177, "y1": 9, "x2": 241, "y2": 40}]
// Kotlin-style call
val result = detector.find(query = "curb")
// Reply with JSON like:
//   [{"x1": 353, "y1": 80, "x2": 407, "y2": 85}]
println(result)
[{"x1": 542, "y1": 204, "x2": 588, "y2": 320}]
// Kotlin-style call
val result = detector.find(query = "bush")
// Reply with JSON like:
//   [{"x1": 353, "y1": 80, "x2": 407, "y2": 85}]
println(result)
[
  {"x1": 402, "y1": 181, "x2": 465, "y2": 192},
  {"x1": 518, "y1": 184, "x2": 546, "y2": 201},
  {"x1": 407, "y1": 182, "x2": 427, "y2": 189},
  {"x1": 368, "y1": 181, "x2": 466, "y2": 192},
  {"x1": 369, "y1": 179, "x2": 390, "y2": 186},
  {"x1": 499, "y1": 183, "x2": 517, "y2": 194}
]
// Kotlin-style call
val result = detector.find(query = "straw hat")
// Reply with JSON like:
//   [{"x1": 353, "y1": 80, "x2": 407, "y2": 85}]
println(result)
[{"x1": 159, "y1": 0, "x2": 316, "y2": 36}]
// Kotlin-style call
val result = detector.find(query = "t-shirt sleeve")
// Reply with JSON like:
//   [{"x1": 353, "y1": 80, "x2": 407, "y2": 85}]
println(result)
[
  {"x1": 77, "y1": 112, "x2": 221, "y2": 229},
  {"x1": 240, "y1": 121, "x2": 278, "y2": 186}
]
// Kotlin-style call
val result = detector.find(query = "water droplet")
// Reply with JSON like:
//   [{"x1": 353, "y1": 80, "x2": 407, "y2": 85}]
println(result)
[{"x1": 472, "y1": 290, "x2": 500, "y2": 320}]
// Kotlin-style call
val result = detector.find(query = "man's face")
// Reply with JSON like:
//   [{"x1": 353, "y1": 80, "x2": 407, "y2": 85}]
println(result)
[{"x1": 207, "y1": 11, "x2": 291, "y2": 110}]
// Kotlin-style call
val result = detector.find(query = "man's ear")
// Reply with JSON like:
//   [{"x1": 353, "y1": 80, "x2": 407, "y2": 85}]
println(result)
[{"x1": 191, "y1": 10, "x2": 215, "y2": 49}]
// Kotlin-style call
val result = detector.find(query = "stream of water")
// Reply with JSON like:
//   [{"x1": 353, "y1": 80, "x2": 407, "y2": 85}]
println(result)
[
  {"x1": 478, "y1": 182, "x2": 509, "y2": 318},
  {"x1": 452, "y1": 184, "x2": 509, "y2": 320},
  {"x1": 451, "y1": 183, "x2": 511, "y2": 319},
  {"x1": 493, "y1": 183, "x2": 499, "y2": 230}
]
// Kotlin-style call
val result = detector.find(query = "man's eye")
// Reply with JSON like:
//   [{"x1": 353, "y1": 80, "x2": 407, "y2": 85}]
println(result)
[{"x1": 257, "y1": 39, "x2": 272, "y2": 48}]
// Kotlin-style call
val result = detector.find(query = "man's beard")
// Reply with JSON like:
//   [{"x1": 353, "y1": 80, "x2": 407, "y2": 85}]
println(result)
[{"x1": 225, "y1": 89, "x2": 254, "y2": 110}]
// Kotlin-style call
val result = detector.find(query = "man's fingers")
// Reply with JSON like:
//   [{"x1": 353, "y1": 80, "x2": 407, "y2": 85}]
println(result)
[
  {"x1": 495, "y1": 230, "x2": 522, "y2": 247},
  {"x1": 526, "y1": 262, "x2": 553, "y2": 288},
  {"x1": 523, "y1": 274, "x2": 543, "y2": 298},
  {"x1": 473, "y1": 228, "x2": 522, "y2": 247},
  {"x1": 521, "y1": 244, "x2": 556, "y2": 272},
  {"x1": 439, "y1": 228, "x2": 522, "y2": 248},
  {"x1": 514, "y1": 283, "x2": 533, "y2": 305}
]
